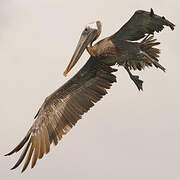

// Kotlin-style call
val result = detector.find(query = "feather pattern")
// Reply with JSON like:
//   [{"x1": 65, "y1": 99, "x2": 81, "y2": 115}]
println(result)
[
  {"x1": 5, "y1": 56, "x2": 117, "y2": 172},
  {"x1": 6, "y1": 8, "x2": 175, "y2": 172},
  {"x1": 112, "y1": 8, "x2": 175, "y2": 41}
]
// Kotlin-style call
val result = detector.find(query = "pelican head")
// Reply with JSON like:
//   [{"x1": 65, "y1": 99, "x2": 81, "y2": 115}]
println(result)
[{"x1": 64, "y1": 21, "x2": 102, "y2": 76}]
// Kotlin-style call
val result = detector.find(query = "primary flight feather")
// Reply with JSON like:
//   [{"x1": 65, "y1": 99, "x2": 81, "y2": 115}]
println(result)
[{"x1": 6, "y1": 9, "x2": 175, "y2": 172}]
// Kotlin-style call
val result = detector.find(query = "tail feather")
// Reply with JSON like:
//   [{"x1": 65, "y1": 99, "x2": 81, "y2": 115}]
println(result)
[
  {"x1": 140, "y1": 35, "x2": 166, "y2": 71},
  {"x1": 140, "y1": 50, "x2": 166, "y2": 71},
  {"x1": 123, "y1": 35, "x2": 164, "y2": 71}
]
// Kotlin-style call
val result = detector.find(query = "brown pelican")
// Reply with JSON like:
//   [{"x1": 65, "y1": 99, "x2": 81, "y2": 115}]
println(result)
[{"x1": 6, "y1": 9, "x2": 175, "y2": 172}]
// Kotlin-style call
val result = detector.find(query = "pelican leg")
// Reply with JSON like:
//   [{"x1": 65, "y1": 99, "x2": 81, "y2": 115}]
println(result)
[{"x1": 124, "y1": 66, "x2": 143, "y2": 91}]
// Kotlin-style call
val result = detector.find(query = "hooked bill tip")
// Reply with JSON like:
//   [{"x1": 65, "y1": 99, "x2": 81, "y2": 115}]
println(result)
[{"x1": 63, "y1": 71, "x2": 68, "y2": 77}]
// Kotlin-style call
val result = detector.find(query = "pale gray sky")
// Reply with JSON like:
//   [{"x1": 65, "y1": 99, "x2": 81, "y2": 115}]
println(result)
[{"x1": 1, "y1": 0, "x2": 180, "y2": 180}]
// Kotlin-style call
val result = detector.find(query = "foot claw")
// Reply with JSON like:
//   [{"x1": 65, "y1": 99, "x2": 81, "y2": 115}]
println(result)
[
  {"x1": 124, "y1": 66, "x2": 143, "y2": 91},
  {"x1": 131, "y1": 75, "x2": 143, "y2": 91}
]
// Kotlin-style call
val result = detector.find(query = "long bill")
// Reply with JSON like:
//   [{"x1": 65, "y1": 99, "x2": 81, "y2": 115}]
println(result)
[{"x1": 64, "y1": 29, "x2": 97, "y2": 76}]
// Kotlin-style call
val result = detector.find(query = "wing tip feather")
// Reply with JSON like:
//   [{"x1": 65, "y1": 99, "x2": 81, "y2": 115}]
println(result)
[
  {"x1": 5, "y1": 132, "x2": 31, "y2": 156},
  {"x1": 150, "y1": 8, "x2": 154, "y2": 17}
]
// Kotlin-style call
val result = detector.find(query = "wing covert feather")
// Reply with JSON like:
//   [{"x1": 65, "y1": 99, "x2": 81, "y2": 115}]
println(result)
[
  {"x1": 6, "y1": 56, "x2": 117, "y2": 172},
  {"x1": 112, "y1": 9, "x2": 175, "y2": 41}
]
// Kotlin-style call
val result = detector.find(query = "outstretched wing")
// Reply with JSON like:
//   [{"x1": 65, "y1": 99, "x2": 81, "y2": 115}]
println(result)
[
  {"x1": 5, "y1": 56, "x2": 117, "y2": 172},
  {"x1": 112, "y1": 8, "x2": 175, "y2": 41}
]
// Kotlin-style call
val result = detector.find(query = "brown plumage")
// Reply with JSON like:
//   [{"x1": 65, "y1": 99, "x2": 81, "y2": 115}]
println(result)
[
  {"x1": 6, "y1": 59, "x2": 117, "y2": 172},
  {"x1": 6, "y1": 9, "x2": 175, "y2": 172}
]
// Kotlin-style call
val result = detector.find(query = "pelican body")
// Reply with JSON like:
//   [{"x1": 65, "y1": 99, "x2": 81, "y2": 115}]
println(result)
[{"x1": 6, "y1": 9, "x2": 175, "y2": 172}]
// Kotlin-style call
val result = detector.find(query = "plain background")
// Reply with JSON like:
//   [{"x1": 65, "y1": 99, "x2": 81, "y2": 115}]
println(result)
[{"x1": 1, "y1": 0, "x2": 179, "y2": 179}]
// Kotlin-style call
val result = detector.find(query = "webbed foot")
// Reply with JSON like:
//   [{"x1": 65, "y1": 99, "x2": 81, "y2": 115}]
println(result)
[
  {"x1": 129, "y1": 74, "x2": 143, "y2": 91},
  {"x1": 124, "y1": 66, "x2": 143, "y2": 91}
]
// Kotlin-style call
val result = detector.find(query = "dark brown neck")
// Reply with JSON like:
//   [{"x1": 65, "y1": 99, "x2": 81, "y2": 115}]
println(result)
[
  {"x1": 86, "y1": 21, "x2": 102, "y2": 56},
  {"x1": 87, "y1": 43, "x2": 95, "y2": 56}
]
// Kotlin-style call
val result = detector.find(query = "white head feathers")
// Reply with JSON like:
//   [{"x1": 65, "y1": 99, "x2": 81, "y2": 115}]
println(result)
[{"x1": 86, "y1": 21, "x2": 98, "y2": 30}]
